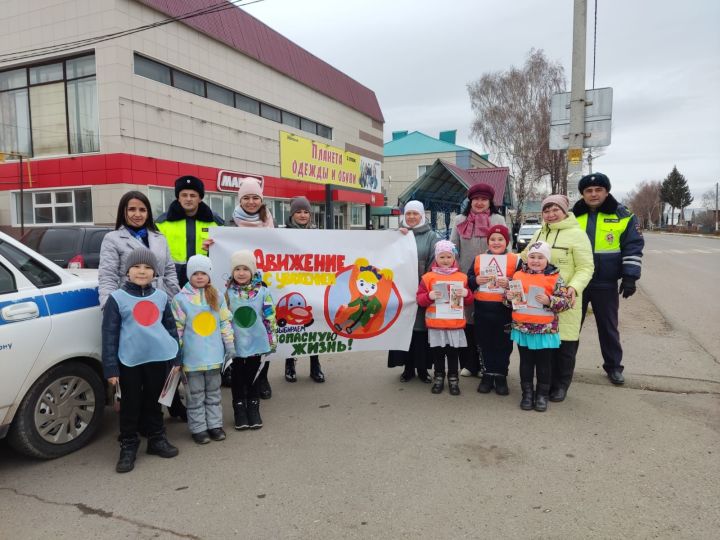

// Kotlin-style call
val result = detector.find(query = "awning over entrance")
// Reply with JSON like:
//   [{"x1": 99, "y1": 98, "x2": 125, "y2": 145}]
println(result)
[{"x1": 397, "y1": 159, "x2": 513, "y2": 213}]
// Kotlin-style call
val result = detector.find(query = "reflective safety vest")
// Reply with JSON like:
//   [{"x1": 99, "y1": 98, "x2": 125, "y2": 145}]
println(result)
[
  {"x1": 173, "y1": 292, "x2": 224, "y2": 371},
  {"x1": 421, "y1": 271, "x2": 468, "y2": 330},
  {"x1": 511, "y1": 271, "x2": 559, "y2": 326},
  {"x1": 575, "y1": 212, "x2": 630, "y2": 255},
  {"x1": 473, "y1": 253, "x2": 518, "y2": 302},
  {"x1": 157, "y1": 218, "x2": 218, "y2": 264}
]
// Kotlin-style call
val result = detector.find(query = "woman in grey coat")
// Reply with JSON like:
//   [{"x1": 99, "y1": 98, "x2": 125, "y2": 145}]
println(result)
[
  {"x1": 98, "y1": 191, "x2": 179, "y2": 309},
  {"x1": 387, "y1": 200, "x2": 438, "y2": 382},
  {"x1": 450, "y1": 183, "x2": 506, "y2": 377}
]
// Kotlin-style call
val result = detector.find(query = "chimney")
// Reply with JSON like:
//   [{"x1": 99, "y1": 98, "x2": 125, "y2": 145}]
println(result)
[
  {"x1": 392, "y1": 131, "x2": 408, "y2": 141},
  {"x1": 439, "y1": 130, "x2": 457, "y2": 144}
]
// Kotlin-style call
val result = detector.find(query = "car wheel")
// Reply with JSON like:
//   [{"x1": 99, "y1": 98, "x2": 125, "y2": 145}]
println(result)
[{"x1": 7, "y1": 362, "x2": 104, "y2": 459}]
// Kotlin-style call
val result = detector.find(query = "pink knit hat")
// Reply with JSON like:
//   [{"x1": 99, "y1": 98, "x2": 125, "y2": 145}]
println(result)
[
  {"x1": 435, "y1": 240, "x2": 457, "y2": 258},
  {"x1": 237, "y1": 178, "x2": 263, "y2": 201},
  {"x1": 541, "y1": 194, "x2": 569, "y2": 215}
]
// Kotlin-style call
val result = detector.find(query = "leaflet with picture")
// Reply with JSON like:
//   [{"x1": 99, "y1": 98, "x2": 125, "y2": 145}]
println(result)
[
  {"x1": 508, "y1": 280, "x2": 527, "y2": 310},
  {"x1": 478, "y1": 254, "x2": 505, "y2": 291},
  {"x1": 433, "y1": 281, "x2": 465, "y2": 319}
]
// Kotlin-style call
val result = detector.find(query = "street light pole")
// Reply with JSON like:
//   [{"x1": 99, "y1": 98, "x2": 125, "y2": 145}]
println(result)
[
  {"x1": 566, "y1": 0, "x2": 588, "y2": 198},
  {"x1": 715, "y1": 181, "x2": 718, "y2": 232}
]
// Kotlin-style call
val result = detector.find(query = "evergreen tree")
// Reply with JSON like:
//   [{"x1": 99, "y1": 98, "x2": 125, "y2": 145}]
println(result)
[{"x1": 661, "y1": 166, "x2": 693, "y2": 225}]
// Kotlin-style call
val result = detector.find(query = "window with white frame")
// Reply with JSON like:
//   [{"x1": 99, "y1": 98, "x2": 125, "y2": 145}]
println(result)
[
  {"x1": 418, "y1": 164, "x2": 432, "y2": 177},
  {"x1": 13, "y1": 188, "x2": 92, "y2": 225},
  {"x1": 350, "y1": 204, "x2": 366, "y2": 227}
]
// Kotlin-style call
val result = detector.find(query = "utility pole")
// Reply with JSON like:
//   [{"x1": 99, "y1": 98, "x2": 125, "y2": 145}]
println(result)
[
  {"x1": 715, "y1": 181, "x2": 718, "y2": 232},
  {"x1": 566, "y1": 0, "x2": 587, "y2": 199}
]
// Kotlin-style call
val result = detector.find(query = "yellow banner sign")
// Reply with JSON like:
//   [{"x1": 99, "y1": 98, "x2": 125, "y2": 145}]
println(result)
[{"x1": 280, "y1": 131, "x2": 362, "y2": 189}]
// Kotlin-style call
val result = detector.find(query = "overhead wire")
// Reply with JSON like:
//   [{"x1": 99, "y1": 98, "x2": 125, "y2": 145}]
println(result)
[{"x1": 0, "y1": 0, "x2": 264, "y2": 65}]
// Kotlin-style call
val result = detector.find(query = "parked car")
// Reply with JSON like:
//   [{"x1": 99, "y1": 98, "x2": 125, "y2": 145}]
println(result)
[
  {"x1": 516, "y1": 223, "x2": 542, "y2": 252},
  {"x1": 21, "y1": 226, "x2": 112, "y2": 269},
  {"x1": 0, "y1": 231, "x2": 105, "y2": 459}
]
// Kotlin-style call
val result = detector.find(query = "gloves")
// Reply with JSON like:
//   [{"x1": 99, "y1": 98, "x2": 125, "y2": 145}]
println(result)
[{"x1": 619, "y1": 278, "x2": 636, "y2": 298}]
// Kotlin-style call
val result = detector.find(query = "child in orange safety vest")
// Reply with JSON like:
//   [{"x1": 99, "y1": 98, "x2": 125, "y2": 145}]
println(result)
[
  {"x1": 505, "y1": 241, "x2": 571, "y2": 412},
  {"x1": 416, "y1": 240, "x2": 472, "y2": 396},
  {"x1": 467, "y1": 224, "x2": 521, "y2": 396}
]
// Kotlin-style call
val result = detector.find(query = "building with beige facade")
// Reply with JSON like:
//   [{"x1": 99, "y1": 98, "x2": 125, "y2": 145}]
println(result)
[{"x1": 0, "y1": 0, "x2": 384, "y2": 236}]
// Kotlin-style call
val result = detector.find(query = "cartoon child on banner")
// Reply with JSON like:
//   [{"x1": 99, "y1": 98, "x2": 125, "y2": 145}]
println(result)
[{"x1": 332, "y1": 258, "x2": 396, "y2": 337}]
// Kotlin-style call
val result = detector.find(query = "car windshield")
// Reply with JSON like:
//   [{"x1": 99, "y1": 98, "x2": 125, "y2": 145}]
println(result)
[{"x1": 519, "y1": 226, "x2": 540, "y2": 235}]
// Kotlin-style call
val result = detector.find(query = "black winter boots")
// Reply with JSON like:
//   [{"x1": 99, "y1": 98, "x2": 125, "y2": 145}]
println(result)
[
  {"x1": 493, "y1": 376, "x2": 509, "y2": 396},
  {"x1": 285, "y1": 358, "x2": 297, "y2": 382},
  {"x1": 116, "y1": 438, "x2": 140, "y2": 473},
  {"x1": 534, "y1": 384, "x2": 550, "y2": 412},
  {"x1": 146, "y1": 433, "x2": 179, "y2": 458},
  {"x1": 477, "y1": 374, "x2": 493, "y2": 393},
  {"x1": 520, "y1": 382, "x2": 534, "y2": 411},
  {"x1": 310, "y1": 356, "x2": 325, "y2": 383},
  {"x1": 246, "y1": 399, "x2": 263, "y2": 429},
  {"x1": 448, "y1": 375, "x2": 461, "y2": 396},
  {"x1": 431, "y1": 372, "x2": 445, "y2": 394},
  {"x1": 234, "y1": 400, "x2": 249, "y2": 430}
]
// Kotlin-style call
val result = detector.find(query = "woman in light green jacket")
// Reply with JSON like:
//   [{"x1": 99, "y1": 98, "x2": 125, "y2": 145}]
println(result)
[{"x1": 521, "y1": 195, "x2": 594, "y2": 401}]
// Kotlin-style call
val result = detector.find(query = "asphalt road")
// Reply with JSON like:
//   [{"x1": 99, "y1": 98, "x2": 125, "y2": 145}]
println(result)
[
  {"x1": 1, "y1": 242, "x2": 719, "y2": 539},
  {"x1": 640, "y1": 232, "x2": 720, "y2": 360}
]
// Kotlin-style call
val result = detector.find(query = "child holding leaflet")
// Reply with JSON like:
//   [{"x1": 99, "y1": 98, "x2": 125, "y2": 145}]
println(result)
[
  {"x1": 225, "y1": 250, "x2": 277, "y2": 430},
  {"x1": 416, "y1": 240, "x2": 472, "y2": 395},
  {"x1": 505, "y1": 241, "x2": 571, "y2": 412},
  {"x1": 102, "y1": 247, "x2": 180, "y2": 473},
  {"x1": 467, "y1": 224, "x2": 520, "y2": 395},
  {"x1": 171, "y1": 255, "x2": 234, "y2": 444}
]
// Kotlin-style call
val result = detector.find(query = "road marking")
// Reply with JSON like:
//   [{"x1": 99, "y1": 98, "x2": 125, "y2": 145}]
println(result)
[
  {"x1": 645, "y1": 249, "x2": 720, "y2": 255},
  {"x1": 692, "y1": 249, "x2": 712, "y2": 253}
]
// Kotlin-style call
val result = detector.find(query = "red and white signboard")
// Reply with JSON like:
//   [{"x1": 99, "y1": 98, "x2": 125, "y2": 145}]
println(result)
[{"x1": 216, "y1": 170, "x2": 264, "y2": 193}]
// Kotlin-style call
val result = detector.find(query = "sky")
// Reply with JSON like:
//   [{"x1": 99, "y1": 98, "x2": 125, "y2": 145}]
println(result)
[{"x1": 243, "y1": 0, "x2": 720, "y2": 202}]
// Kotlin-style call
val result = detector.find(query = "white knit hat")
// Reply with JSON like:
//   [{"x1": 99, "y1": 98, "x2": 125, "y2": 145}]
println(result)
[
  {"x1": 403, "y1": 200, "x2": 426, "y2": 227},
  {"x1": 230, "y1": 250, "x2": 257, "y2": 275},
  {"x1": 187, "y1": 254, "x2": 211, "y2": 279},
  {"x1": 528, "y1": 241, "x2": 552, "y2": 263}
]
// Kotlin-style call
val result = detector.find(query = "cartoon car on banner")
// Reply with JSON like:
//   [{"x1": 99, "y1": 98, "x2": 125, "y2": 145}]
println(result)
[{"x1": 275, "y1": 292, "x2": 314, "y2": 328}]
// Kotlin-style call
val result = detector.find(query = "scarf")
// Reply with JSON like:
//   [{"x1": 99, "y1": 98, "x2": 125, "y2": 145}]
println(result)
[
  {"x1": 431, "y1": 263, "x2": 459, "y2": 275},
  {"x1": 456, "y1": 210, "x2": 491, "y2": 239},
  {"x1": 125, "y1": 225, "x2": 149, "y2": 246},
  {"x1": 233, "y1": 205, "x2": 263, "y2": 227}
]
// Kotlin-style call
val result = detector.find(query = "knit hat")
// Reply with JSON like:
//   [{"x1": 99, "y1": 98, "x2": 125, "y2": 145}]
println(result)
[
  {"x1": 578, "y1": 172, "x2": 611, "y2": 193},
  {"x1": 175, "y1": 175, "x2": 205, "y2": 199},
  {"x1": 230, "y1": 250, "x2": 257, "y2": 275},
  {"x1": 468, "y1": 183, "x2": 495, "y2": 202},
  {"x1": 403, "y1": 200, "x2": 426, "y2": 227},
  {"x1": 542, "y1": 194, "x2": 570, "y2": 215},
  {"x1": 237, "y1": 178, "x2": 263, "y2": 201},
  {"x1": 289, "y1": 196, "x2": 311, "y2": 215},
  {"x1": 187, "y1": 254, "x2": 212, "y2": 279},
  {"x1": 528, "y1": 241, "x2": 552, "y2": 263},
  {"x1": 434, "y1": 240, "x2": 457, "y2": 258},
  {"x1": 124, "y1": 246, "x2": 158, "y2": 275},
  {"x1": 486, "y1": 224, "x2": 510, "y2": 245}
]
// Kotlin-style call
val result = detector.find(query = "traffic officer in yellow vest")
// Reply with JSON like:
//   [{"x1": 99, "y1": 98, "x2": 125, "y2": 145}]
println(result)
[
  {"x1": 572, "y1": 172, "x2": 644, "y2": 385},
  {"x1": 157, "y1": 176, "x2": 224, "y2": 287}
]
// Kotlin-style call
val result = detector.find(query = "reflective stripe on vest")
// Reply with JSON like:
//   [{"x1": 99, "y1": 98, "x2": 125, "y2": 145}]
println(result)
[
  {"x1": 174, "y1": 293, "x2": 224, "y2": 371},
  {"x1": 112, "y1": 289, "x2": 178, "y2": 366},
  {"x1": 576, "y1": 212, "x2": 631, "y2": 255},
  {"x1": 157, "y1": 219, "x2": 217, "y2": 264},
  {"x1": 422, "y1": 271, "x2": 467, "y2": 329},
  {"x1": 473, "y1": 253, "x2": 518, "y2": 302},
  {"x1": 226, "y1": 286, "x2": 271, "y2": 357},
  {"x1": 511, "y1": 271, "x2": 559, "y2": 325}
]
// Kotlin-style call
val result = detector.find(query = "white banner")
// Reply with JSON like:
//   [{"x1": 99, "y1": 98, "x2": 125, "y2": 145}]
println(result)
[{"x1": 209, "y1": 228, "x2": 418, "y2": 360}]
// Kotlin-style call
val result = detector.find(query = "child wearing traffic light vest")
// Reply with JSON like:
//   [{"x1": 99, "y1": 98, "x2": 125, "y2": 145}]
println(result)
[
  {"x1": 467, "y1": 224, "x2": 520, "y2": 396},
  {"x1": 102, "y1": 247, "x2": 181, "y2": 473},
  {"x1": 416, "y1": 240, "x2": 472, "y2": 395},
  {"x1": 171, "y1": 255, "x2": 234, "y2": 445},
  {"x1": 506, "y1": 241, "x2": 571, "y2": 412}
]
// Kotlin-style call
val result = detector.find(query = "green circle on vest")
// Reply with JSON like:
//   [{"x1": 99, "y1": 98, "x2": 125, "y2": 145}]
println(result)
[{"x1": 234, "y1": 306, "x2": 257, "y2": 328}]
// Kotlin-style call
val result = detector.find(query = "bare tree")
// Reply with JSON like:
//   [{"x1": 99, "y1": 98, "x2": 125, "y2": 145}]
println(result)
[
  {"x1": 468, "y1": 49, "x2": 567, "y2": 223},
  {"x1": 626, "y1": 180, "x2": 662, "y2": 229}
]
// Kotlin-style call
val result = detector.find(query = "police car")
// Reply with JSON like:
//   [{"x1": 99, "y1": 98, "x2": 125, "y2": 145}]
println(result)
[{"x1": 0, "y1": 231, "x2": 104, "y2": 459}]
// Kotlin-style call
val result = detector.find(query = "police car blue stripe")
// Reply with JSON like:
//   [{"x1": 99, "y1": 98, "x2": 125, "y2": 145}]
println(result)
[
  {"x1": 0, "y1": 287, "x2": 98, "y2": 326},
  {"x1": 45, "y1": 288, "x2": 100, "y2": 315}
]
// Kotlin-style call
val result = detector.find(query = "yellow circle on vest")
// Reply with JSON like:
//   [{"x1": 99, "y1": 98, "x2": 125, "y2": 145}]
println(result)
[{"x1": 192, "y1": 311, "x2": 217, "y2": 336}]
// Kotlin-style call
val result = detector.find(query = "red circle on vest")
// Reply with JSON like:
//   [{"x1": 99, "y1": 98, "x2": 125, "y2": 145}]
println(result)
[{"x1": 133, "y1": 300, "x2": 160, "y2": 327}]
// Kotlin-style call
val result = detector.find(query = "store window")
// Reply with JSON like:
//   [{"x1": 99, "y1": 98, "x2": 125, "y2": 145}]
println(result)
[
  {"x1": 172, "y1": 70, "x2": 205, "y2": 97},
  {"x1": 235, "y1": 94, "x2": 260, "y2": 115},
  {"x1": 282, "y1": 111, "x2": 300, "y2": 129},
  {"x1": 350, "y1": 204, "x2": 366, "y2": 227},
  {"x1": 0, "y1": 53, "x2": 98, "y2": 157},
  {"x1": 134, "y1": 55, "x2": 171, "y2": 85},
  {"x1": 13, "y1": 188, "x2": 93, "y2": 225},
  {"x1": 207, "y1": 83, "x2": 234, "y2": 107},
  {"x1": 418, "y1": 165, "x2": 432, "y2": 177},
  {"x1": 316, "y1": 124, "x2": 332, "y2": 139},
  {"x1": 260, "y1": 103, "x2": 281, "y2": 123}
]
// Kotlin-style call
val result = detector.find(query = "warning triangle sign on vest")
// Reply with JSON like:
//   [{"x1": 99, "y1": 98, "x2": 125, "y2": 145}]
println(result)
[{"x1": 487, "y1": 256, "x2": 504, "y2": 277}]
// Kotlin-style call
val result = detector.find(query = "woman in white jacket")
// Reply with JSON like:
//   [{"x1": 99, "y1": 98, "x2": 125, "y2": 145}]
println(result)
[{"x1": 98, "y1": 191, "x2": 179, "y2": 309}]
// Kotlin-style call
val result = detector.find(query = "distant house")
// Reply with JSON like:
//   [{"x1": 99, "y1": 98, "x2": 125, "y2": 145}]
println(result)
[
  {"x1": 383, "y1": 130, "x2": 495, "y2": 207},
  {"x1": 396, "y1": 159, "x2": 513, "y2": 233}
]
